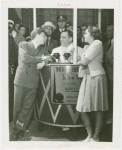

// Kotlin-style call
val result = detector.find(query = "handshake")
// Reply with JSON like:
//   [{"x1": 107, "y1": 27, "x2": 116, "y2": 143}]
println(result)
[{"x1": 36, "y1": 55, "x2": 55, "y2": 69}]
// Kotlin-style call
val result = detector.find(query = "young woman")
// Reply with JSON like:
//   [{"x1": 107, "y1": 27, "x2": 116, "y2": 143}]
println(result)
[
  {"x1": 14, "y1": 25, "x2": 26, "y2": 45},
  {"x1": 76, "y1": 26, "x2": 109, "y2": 142}
]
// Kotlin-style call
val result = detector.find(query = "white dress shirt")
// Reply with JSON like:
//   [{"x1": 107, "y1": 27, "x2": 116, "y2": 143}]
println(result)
[
  {"x1": 59, "y1": 28, "x2": 65, "y2": 32},
  {"x1": 51, "y1": 43, "x2": 83, "y2": 63},
  {"x1": 11, "y1": 30, "x2": 17, "y2": 38},
  {"x1": 32, "y1": 40, "x2": 38, "y2": 49},
  {"x1": 108, "y1": 39, "x2": 114, "y2": 48},
  {"x1": 111, "y1": 39, "x2": 114, "y2": 44}
]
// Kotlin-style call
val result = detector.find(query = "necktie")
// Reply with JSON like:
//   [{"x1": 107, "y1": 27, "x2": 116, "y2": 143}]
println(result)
[
  {"x1": 108, "y1": 40, "x2": 111, "y2": 50},
  {"x1": 83, "y1": 37, "x2": 85, "y2": 43},
  {"x1": 46, "y1": 38, "x2": 49, "y2": 48}
]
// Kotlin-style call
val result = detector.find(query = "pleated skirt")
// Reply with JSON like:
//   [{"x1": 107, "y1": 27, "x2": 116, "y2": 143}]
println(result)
[{"x1": 76, "y1": 73, "x2": 109, "y2": 112}]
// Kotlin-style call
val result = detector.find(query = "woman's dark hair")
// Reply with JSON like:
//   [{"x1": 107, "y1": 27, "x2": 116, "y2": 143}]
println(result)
[{"x1": 87, "y1": 26, "x2": 102, "y2": 40}]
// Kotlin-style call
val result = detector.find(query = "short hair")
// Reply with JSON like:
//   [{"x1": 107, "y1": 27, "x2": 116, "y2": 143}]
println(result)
[
  {"x1": 81, "y1": 24, "x2": 88, "y2": 28},
  {"x1": 66, "y1": 25, "x2": 73, "y2": 32},
  {"x1": 62, "y1": 30, "x2": 73, "y2": 38},
  {"x1": 87, "y1": 26, "x2": 102, "y2": 40},
  {"x1": 18, "y1": 25, "x2": 26, "y2": 30},
  {"x1": 31, "y1": 27, "x2": 44, "y2": 40},
  {"x1": 77, "y1": 26, "x2": 81, "y2": 31}
]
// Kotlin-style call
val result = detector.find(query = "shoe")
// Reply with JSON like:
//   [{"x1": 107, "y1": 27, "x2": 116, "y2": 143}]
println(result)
[
  {"x1": 62, "y1": 127, "x2": 70, "y2": 131},
  {"x1": 82, "y1": 136, "x2": 93, "y2": 142},
  {"x1": 18, "y1": 131, "x2": 25, "y2": 138},
  {"x1": 106, "y1": 117, "x2": 112, "y2": 124},
  {"x1": 13, "y1": 129, "x2": 21, "y2": 139},
  {"x1": 106, "y1": 112, "x2": 113, "y2": 124},
  {"x1": 90, "y1": 138, "x2": 99, "y2": 142}
]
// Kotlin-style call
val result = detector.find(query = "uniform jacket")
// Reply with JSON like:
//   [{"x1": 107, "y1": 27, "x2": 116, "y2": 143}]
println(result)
[
  {"x1": 51, "y1": 28, "x2": 66, "y2": 46},
  {"x1": 103, "y1": 40, "x2": 114, "y2": 81},
  {"x1": 14, "y1": 41, "x2": 46, "y2": 88}
]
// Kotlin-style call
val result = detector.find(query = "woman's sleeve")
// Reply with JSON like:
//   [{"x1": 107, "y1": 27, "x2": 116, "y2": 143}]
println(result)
[{"x1": 84, "y1": 42, "x2": 103, "y2": 60}]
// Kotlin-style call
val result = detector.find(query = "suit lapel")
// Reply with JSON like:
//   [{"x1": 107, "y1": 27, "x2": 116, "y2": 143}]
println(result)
[
  {"x1": 106, "y1": 42, "x2": 114, "y2": 59},
  {"x1": 47, "y1": 38, "x2": 53, "y2": 54},
  {"x1": 49, "y1": 38, "x2": 53, "y2": 47},
  {"x1": 28, "y1": 41, "x2": 39, "y2": 56},
  {"x1": 29, "y1": 41, "x2": 36, "y2": 50}
]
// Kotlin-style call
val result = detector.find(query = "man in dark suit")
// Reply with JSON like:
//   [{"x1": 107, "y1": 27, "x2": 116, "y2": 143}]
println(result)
[
  {"x1": 8, "y1": 21, "x2": 18, "y2": 122},
  {"x1": 80, "y1": 25, "x2": 88, "y2": 48},
  {"x1": 41, "y1": 22, "x2": 58, "y2": 54},
  {"x1": 13, "y1": 28, "x2": 52, "y2": 139},
  {"x1": 103, "y1": 25, "x2": 114, "y2": 124},
  {"x1": 77, "y1": 26, "x2": 82, "y2": 48},
  {"x1": 51, "y1": 15, "x2": 67, "y2": 46}
]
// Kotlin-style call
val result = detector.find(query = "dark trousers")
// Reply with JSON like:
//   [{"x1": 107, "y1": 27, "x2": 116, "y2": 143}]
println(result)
[
  {"x1": 13, "y1": 84, "x2": 37, "y2": 131},
  {"x1": 9, "y1": 66, "x2": 17, "y2": 122},
  {"x1": 107, "y1": 79, "x2": 113, "y2": 113}
]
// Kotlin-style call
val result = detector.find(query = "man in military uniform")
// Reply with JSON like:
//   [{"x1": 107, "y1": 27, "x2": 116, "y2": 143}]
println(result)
[{"x1": 52, "y1": 15, "x2": 67, "y2": 46}]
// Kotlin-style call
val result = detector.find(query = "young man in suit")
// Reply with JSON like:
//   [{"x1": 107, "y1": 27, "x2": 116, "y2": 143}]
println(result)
[
  {"x1": 80, "y1": 25, "x2": 88, "y2": 48},
  {"x1": 41, "y1": 22, "x2": 58, "y2": 54},
  {"x1": 103, "y1": 25, "x2": 114, "y2": 124},
  {"x1": 51, "y1": 15, "x2": 67, "y2": 46},
  {"x1": 13, "y1": 28, "x2": 52, "y2": 139},
  {"x1": 77, "y1": 26, "x2": 82, "y2": 48}
]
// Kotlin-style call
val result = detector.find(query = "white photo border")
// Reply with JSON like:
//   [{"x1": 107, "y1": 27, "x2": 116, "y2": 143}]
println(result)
[{"x1": 1, "y1": 0, "x2": 121, "y2": 149}]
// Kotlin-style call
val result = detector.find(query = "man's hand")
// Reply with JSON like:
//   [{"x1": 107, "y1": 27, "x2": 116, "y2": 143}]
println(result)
[
  {"x1": 77, "y1": 61, "x2": 88, "y2": 69},
  {"x1": 82, "y1": 65, "x2": 88, "y2": 69},
  {"x1": 36, "y1": 61, "x2": 45, "y2": 69},
  {"x1": 77, "y1": 61, "x2": 82, "y2": 65}
]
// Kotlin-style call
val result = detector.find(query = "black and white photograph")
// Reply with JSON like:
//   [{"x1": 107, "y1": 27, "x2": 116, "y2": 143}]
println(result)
[{"x1": 1, "y1": 0, "x2": 121, "y2": 149}]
